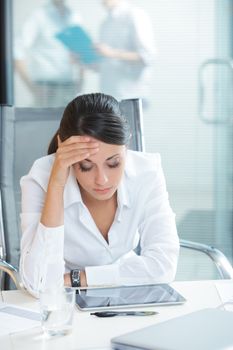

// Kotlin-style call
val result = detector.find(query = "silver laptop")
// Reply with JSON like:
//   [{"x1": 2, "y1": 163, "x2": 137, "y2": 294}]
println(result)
[{"x1": 111, "y1": 308, "x2": 233, "y2": 350}]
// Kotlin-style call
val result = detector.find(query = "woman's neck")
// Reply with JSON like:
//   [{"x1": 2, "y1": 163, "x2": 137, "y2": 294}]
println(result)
[{"x1": 80, "y1": 190, "x2": 118, "y2": 241}]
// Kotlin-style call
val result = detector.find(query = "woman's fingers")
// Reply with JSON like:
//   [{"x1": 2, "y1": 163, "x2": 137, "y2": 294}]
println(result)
[
  {"x1": 56, "y1": 143, "x2": 99, "y2": 162},
  {"x1": 57, "y1": 135, "x2": 99, "y2": 154},
  {"x1": 56, "y1": 148, "x2": 98, "y2": 166},
  {"x1": 55, "y1": 135, "x2": 99, "y2": 168},
  {"x1": 56, "y1": 152, "x2": 91, "y2": 169},
  {"x1": 50, "y1": 136, "x2": 99, "y2": 188},
  {"x1": 57, "y1": 141, "x2": 99, "y2": 154}
]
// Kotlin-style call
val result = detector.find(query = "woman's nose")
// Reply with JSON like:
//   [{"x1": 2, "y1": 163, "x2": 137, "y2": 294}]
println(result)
[{"x1": 95, "y1": 169, "x2": 108, "y2": 185}]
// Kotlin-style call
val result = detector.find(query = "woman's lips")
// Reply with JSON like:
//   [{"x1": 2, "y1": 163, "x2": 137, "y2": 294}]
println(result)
[{"x1": 93, "y1": 187, "x2": 112, "y2": 194}]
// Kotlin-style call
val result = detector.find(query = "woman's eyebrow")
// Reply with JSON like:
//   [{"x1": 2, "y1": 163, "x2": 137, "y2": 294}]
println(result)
[
  {"x1": 106, "y1": 154, "x2": 120, "y2": 161},
  {"x1": 84, "y1": 154, "x2": 120, "y2": 163}
]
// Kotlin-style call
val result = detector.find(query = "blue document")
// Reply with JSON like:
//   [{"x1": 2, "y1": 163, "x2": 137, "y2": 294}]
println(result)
[{"x1": 56, "y1": 25, "x2": 100, "y2": 64}]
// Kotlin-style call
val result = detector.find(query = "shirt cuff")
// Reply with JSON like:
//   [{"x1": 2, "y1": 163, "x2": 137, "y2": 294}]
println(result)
[
  {"x1": 85, "y1": 264, "x2": 120, "y2": 286},
  {"x1": 36, "y1": 222, "x2": 64, "y2": 263}
]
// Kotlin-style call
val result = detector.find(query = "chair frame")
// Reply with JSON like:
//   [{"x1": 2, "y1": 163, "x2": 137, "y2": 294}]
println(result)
[{"x1": 180, "y1": 239, "x2": 233, "y2": 279}]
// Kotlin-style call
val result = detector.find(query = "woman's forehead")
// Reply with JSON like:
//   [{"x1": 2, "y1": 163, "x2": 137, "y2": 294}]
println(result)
[{"x1": 87, "y1": 140, "x2": 126, "y2": 162}]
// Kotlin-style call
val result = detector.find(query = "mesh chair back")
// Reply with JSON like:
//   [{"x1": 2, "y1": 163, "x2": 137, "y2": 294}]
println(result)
[
  {"x1": 0, "y1": 107, "x2": 63, "y2": 288},
  {"x1": 120, "y1": 99, "x2": 144, "y2": 151}
]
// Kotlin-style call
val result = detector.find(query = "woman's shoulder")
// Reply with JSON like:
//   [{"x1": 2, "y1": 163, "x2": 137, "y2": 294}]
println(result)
[
  {"x1": 30, "y1": 154, "x2": 55, "y2": 173},
  {"x1": 20, "y1": 154, "x2": 55, "y2": 190},
  {"x1": 125, "y1": 150, "x2": 161, "y2": 176}
]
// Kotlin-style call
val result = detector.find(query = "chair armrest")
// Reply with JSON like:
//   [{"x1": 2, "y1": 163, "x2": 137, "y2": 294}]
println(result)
[
  {"x1": 0, "y1": 259, "x2": 25, "y2": 290},
  {"x1": 180, "y1": 239, "x2": 233, "y2": 279}
]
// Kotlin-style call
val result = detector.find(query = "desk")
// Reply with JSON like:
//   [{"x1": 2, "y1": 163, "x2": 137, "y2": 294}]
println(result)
[{"x1": 0, "y1": 280, "x2": 228, "y2": 350}]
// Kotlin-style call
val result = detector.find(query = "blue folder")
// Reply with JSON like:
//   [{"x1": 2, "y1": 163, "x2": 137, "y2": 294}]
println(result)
[{"x1": 56, "y1": 25, "x2": 100, "y2": 64}]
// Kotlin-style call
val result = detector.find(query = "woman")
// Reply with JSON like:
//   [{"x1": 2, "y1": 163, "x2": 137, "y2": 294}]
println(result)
[{"x1": 20, "y1": 93, "x2": 179, "y2": 297}]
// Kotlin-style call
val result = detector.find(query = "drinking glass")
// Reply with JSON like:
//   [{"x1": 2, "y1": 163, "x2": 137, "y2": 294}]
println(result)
[{"x1": 39, "y1": 287, "x2": 75, "y2": 337}]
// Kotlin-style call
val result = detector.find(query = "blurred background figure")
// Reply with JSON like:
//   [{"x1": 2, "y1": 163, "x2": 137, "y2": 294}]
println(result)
[
  {"x1": 14, "y1": 0, "x2": 84, "y2": 107},
  {"x1": 97, "y1": 0, "x2": 155, "y2": 106}
]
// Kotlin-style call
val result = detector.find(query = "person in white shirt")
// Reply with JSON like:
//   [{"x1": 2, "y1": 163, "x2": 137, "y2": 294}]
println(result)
[
  {"x1": 97, "y1": 0, "x2": 155, "y2": 105},
  {"x1": 14, "y1": 0, "x2": 84, "y2": 107},
  {"x1": 20, "y1": 92, "x2": 179, "y2": 297}
]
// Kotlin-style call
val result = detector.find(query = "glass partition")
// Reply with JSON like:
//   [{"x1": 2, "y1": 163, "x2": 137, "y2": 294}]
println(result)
[{"x1": 12, "y1": 0, "x2": 233, "y2": 279}]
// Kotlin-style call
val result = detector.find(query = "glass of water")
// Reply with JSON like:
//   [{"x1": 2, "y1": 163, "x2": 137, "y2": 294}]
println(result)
[{"x1": 39, "y1": 287, "x2": 75, "y2": 337}]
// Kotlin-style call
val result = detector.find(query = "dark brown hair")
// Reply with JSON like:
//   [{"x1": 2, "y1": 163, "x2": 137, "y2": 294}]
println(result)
[{"x1": 48, "y1": 93, "x2": 130, "y2": 154}]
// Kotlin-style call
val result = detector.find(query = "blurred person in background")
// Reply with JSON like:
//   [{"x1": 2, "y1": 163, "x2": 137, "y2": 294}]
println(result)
[
  {"x1": 14, "y1": 0, "x2": 84, "y2": 107},
  {"x1": 97, "y1": 0, "x2": 155, "y2": 107}
]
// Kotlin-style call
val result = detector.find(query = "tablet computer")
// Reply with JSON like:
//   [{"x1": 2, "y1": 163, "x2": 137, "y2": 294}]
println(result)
[{"x1": 75, "y1": 284, "x2": 186, "y2": 311}]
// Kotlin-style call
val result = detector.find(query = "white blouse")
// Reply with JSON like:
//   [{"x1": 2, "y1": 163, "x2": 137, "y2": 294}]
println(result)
[{"x1": 20, "y1": 150, "x2": 179, "y2": 297}]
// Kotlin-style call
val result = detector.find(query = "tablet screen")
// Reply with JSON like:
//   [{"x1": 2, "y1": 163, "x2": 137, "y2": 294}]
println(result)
[{"x1": 76, "y1": 284, "x2": 186, "y2": 311}]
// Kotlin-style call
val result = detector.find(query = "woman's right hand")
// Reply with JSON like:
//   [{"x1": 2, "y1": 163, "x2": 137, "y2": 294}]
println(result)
[{"x1": 48, "y1": 135, "x2": 99, "y2": 189}]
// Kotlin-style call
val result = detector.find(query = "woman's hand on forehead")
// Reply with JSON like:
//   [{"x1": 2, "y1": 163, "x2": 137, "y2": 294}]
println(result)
[
  {"x1": 57, "y1": 135, "x2": 99, "y2": 159},
  {"x1": 48, "y1": 135, "x2": 99, "y2": 188}
]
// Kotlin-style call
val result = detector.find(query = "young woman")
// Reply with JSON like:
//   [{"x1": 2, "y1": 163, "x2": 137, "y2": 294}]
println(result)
[{"x1": 20, "y1": 93, "x2": 179, "y2": 297}]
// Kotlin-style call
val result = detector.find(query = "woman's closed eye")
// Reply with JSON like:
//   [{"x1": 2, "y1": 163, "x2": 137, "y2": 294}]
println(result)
[
  {"x1": 78, "y1": 160, "x2": 121, "y2": 172},
  {"x1": 79, "y1": 163, "x2": 93, "y2": 172},
  {"x1": 107, "y1": 161, "x2": 121, "y2": 169}
]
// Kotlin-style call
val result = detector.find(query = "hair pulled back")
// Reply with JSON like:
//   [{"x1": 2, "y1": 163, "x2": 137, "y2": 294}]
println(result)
[{"x1": 48, "y1": 93, "x2": 130, "y2": 154}]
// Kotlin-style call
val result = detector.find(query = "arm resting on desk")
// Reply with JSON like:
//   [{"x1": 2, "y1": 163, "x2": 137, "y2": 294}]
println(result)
[
  {"x1": 1, "y1": 241, "x2": 233, "y2": 291},
  {"x1": 180, "y1": 239, "x2": 233, "y2": 279}
]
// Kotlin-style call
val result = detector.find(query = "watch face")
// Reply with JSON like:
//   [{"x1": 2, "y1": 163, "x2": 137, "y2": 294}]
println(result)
[{"x1": 72, "y1": 269, "x2": 81, "y2": 287}]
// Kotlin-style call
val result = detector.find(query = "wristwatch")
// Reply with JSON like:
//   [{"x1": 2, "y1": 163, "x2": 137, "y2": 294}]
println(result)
[{"x1": 70, "y1": 269, "x2": 81, "y2": 287}]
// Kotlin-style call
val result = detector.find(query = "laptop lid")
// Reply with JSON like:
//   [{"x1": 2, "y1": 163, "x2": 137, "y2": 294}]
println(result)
[{"x1": 111, "y1": 308, "x2": 233, "y2": 350}]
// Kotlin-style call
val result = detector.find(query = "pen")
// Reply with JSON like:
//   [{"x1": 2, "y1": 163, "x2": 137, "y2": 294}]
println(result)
[{"x1": 90, "y1": 311, "x2": 158, "y2": 317}]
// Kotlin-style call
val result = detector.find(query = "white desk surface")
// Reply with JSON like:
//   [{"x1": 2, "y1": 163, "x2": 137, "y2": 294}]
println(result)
[{"x1": 0, "y1": 280, "x2": 230, "y2": 350}]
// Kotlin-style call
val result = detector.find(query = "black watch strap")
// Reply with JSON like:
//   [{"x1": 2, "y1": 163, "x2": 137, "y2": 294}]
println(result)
[{"x1": 70, "y1": 269, "x2": 81, "y2": 287}]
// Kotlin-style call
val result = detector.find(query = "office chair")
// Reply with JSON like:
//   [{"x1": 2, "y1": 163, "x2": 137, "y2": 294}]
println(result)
[
  {"x1": 0, "y1": 106, "x2": 62, "y2": 289},
  {"x1": 0, "y1": 99, "x2": 233, "y2": 290}
]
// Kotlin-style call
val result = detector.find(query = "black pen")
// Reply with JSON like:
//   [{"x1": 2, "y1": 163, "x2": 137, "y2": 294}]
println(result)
[{"x1": 90, "y1": 311, "x2": 158, "y2": 317}]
